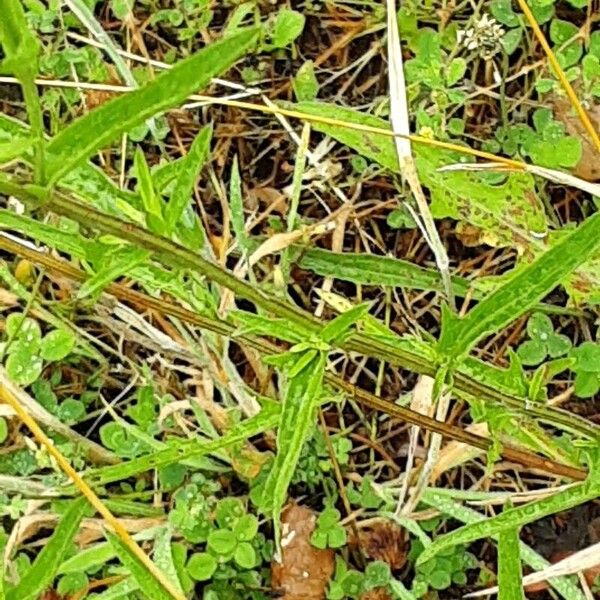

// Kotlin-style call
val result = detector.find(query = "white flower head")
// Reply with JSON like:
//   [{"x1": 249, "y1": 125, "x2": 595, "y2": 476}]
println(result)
[{"x1": 457, "y1": 14, "x2": 505, "y2": 60}]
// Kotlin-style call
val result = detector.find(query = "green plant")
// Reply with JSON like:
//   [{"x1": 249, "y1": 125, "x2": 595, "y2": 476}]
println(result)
[
  {"x1": 410, "y1": 541, "x2": 477, "y2": 596},
  {"x1": 517, "y1": 312, "x2": 571, "y2": 365},
  {"x1": 0, "y1": 313, "x2": 75, "y2": 386},
  {"x1": 327, "y1": 557, "x2": 392, "y2": 600},
  {"x1": 570, "y1": 341, "x2": 600, "y2": 397},
  {"x1": 311, "y1": 506, "x2": 347, "y2": 549}
]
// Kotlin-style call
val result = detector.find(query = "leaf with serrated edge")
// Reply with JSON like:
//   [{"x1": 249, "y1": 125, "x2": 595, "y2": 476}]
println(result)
[
  {"x1": 260, "y1": 351, "x2": 326, "y2": 532},
  {"x1": 45, "y1": 28, "x2": 259, "y2": 182},
  {"x1": 438, "y1": 212, "x2": 600, "y2": 358},
  {"x1": 7, "y1": 498, "x2": 87, "y2": 600}
]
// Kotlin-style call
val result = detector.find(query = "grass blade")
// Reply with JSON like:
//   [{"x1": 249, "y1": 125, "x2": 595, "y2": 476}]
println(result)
[
  {"x1": 417, "y1": 478, "x2": 599, "y2": 565},
  {"x1": 6, "y1": 498, "x2": 87, "y2": 600},
  {"x1": 498, "y1": 523, "x2": 525, "y2": 600},
  {"x1": 45, "y1": 27, "x2": 260, "y2": 182},
  {"x1": 165, "y1": 124, "x2": 212, "y2": 235},
  {"x1": 438, "y1": 212, "x2": 600, "y2": 358},
  {"x1": 422, "y1": 488, "x2": 585, "y2": 600},
  {"x1": 106, "y1": 530, "x2": 174, "y2": 600}
]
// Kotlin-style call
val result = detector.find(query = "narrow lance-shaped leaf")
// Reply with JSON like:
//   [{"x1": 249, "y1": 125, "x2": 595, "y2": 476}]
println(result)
[
  {"x1": 229, "y1": 154, "x2": 250, "y2": 252},
  {"x1": 417, "y1": 478, "x2": 599, "y2": 565},
  {"x1": 45, "y1": 27, "x2": 260, "y2": 183},
  {"x1": 438, "y1": 212, "x2": 600, "y2": 358},
  {"x1": 105, "y1": 530, "x2": 177, "y2": 600},
  {"x1": 260, "y1": 351, "x2": 326, "y2": 539},
  {"x1": 498, "y1": 522, "x2": 525, "y2": 600},
  {"x1": 6, "y1": 497, "x2": 88, "y2": 600},
  {"x1": 86, "y1": 399, "x2": 280, "y2": 486},
  {"x1": 165, "y1": 123, "x2": 213, "y2": 235},
  {"x1": 134, "y1": 146, "x2": 163, "y2": 220},
  {"x1": 421, "y1": 489, "x2": 586, "y2": 600}
]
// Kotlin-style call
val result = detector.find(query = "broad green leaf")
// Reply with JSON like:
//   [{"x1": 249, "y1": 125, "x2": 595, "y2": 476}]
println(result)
[
  {"x1": 45, "y1": 27, "x2": 260, "y2": 182},
  {"x1": 422, "y1": 489, "x2": 586, "y2": 600},
  {"x1": 438, "y1": 212, "x2": 600, "y2": 358},
  {"x1": 498, "y1": 524, "x2": 525, "y2": 600},
  {"x1": 105, "y1": 530, "x2": 177, "y2": 600},
  {"x1": 86, "y1": 400, "x2": 280, "y2": 486},
  {"x1": 259, "y1": 351, "x2": 326, "y2": 533},
  {"x1": 293, "y1": 60, "x2": 319, "y2": 101},
  {"x1": 40, "y1": 328, "x2": 76, "y2": 362},
  {"x1": 0, "y1": 0, "x2": 40, "y2": 78},
  {"x1": 165, "y1": 124, "x2": 212, "y2": 235},
  {"x1": 417, "y1": 478, "x2": 599, "y2": 565},
  {"x1": 77, "y1": 246, "x2": 150, "y2": 299},
  {"x1": 0, "y1": 138, "x2": 33, "y2": 163},
  {"x1": 7, "y1": 498, "x2": 87, "y2": 600},
  {"x1": 268, "y1": 9, "x2": 305, "y2": 49}
]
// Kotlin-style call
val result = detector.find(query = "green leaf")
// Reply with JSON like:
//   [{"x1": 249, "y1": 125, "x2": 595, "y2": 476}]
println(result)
[
  {"x1": 87, "y1": 400, "x2": 280, "y2": 486},
  {"x1": 45, "y1": 27, "x2": 260, "y2": 182},
  {"x1": 186, "y1": 552, "x2": 217, "y2": 581},
  {"x1": 165, "y1": 124, "x2": 212, "y2": 234},
  {"x1": 153, "y1": 526, "x2": 184, "y2": 595},
  {"x1": 422, "y1": 489, "x2": 586, "y2": 600},
  {"x1": 491, "y1": 0, "x2": 520, "y2": 27},
  {"x1": 134, "y1": 147, "x2": 163, "y2": 223},
  {"x1": 0, "y1": 138, "x2": 33, "y2": 163},
  {"x1": 438, "y1": 213, "x2": 600, "y2": 358},
  {"x1": 77, "y1": 246, "x2": 150, "y2": 300},
  {"x1": 268, "y1": 9, "x2": 305, "y2": 49},
  {"x1": 259, "y1": 351, "x2": 326, "y2": 532},
  {"x1": 517, "y1": 340, "x2": 547, "y2": 365},
  {"x1": 6, "y1": 349, "x2": 43, "y2": 387},
  {"x1": 0, "y1": 417, "x2": 7, "y2": 444},
  {"x1": 0, "y1": 0, "x2": 40, "y2": 78},
  {"x1": 207, "y1": 529, "x2": 237, "y2": 555},
  {"x1": 105, "y1": 530, "x2": 177, "y2": 600},
  {"x1": 40, "y1": 328, "x2": 76, "y2": 362},
  {"x1": 234, "y1": 542, "x2": 256, "y2": 569},
  {"x1": 546, "y1": 333, "x2": 571, "y2": 358},
  {"x1": 293, "y1": 60, "x2": 319, "y2": 101},
  {"x1": 297, "y1": 248, "x2": 471, "y2": 296},
  {"x1": 446, "y1": 58, "x2": 466, "y2": 86},
  {"x1": 527, "y1": 312, "x2": 553, "y2": 339},
  {"x1": 7, "y1": 498, "x2": 87, "y2": 600},
  {"x1": 550, "y1": 19, "x2": 579, "y2": 45},
  {"x1": 321, "y1": 302, "x2": 371, "y2": 344},
  {"x1": 574, "y1": 371, "x2": 600, "y2": 397},
  {"x1": 498, "y1": 524, "x2": 525, "y2": 600},
  {"x1": 229, "y1": 154, "x2": 251, "y2": 253},
  {"x1": 571, "y1": 342, "x2": 600, "y2": 372},
  {"x1": 417, "y1": 478, "x2": 599, "y2": 565},
  {"x1": 233, "y1": 514, "x2": 258, "y2": 542}
]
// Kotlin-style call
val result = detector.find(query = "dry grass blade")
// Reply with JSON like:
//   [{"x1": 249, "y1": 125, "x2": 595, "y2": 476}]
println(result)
[
  {"x1": 385, "y1": 0, "x2": 454, "y2": 308},
  {"x1": 465, "y1": 540, "x2": 600, "y2": 597},
  {"x1": 515, "y1": 0, "x2": 600, "y2": 152},
  {"x1": 0, "y1": 368, "x2": 186, "y2": 600}
]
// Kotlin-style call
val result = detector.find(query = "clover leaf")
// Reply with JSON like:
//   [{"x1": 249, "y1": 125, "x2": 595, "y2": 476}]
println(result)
[
  {"x1": 570, "y1": 342, "x2": 600, "y2": 398},
  {"x1": 517, "y1": 312, "x2": 571, "y2": 366}
]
